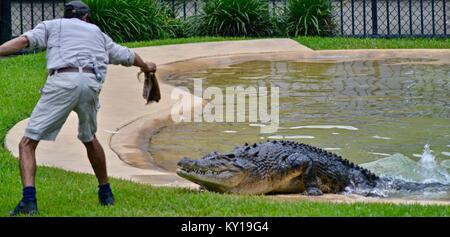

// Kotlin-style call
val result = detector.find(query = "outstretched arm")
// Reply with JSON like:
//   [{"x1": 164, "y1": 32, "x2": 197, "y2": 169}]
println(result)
[{"x1": 0, "y1": 36, "x2": 29, "y2": 56}]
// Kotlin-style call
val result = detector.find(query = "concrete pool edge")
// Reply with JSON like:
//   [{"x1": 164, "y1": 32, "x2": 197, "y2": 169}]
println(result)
[{"x1": 5, "y1": 39, "x2": 450, "y2": 205}]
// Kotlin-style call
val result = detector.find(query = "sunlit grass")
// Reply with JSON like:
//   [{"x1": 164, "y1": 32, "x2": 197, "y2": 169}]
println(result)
[{"x1": 296, "y1": 36, "x2": 450, "y2": 49}]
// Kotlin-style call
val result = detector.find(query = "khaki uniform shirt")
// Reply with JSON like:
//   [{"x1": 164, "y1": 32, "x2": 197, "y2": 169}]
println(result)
[{"x1": 22, "y1": 18, "x2": 135, "y2": 82}]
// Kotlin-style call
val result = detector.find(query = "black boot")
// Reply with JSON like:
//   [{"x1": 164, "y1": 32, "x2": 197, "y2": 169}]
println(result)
[
  {"x1": 9, "y1": 199, "x2": 38, "y2": 216},
  {"x1": 99, "y1": 191, "x2": 115, "y2": 206},
  {"x1": 98, "y1": 183, "x2": 115, "y2": 206}
]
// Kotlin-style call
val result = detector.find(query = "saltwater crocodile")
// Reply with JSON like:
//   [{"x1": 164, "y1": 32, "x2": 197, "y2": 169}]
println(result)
[{"x1": 176, "y1": 140, "x2": 450, "y2": 196}]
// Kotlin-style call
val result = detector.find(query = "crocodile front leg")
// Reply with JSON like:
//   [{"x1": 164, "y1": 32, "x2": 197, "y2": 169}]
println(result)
[
  {"x1": 286, "y1": 153, "x2": 323, "y2": 196},
  {"x1": 303, "y1": 162, "x2": 323, "y2": 196}
]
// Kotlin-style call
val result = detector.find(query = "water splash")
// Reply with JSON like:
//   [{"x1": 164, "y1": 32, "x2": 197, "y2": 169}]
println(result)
[
  {"x1": 362, "y1": 144, "x2": 450, "y2": 184},
  {"x1": 418, "y1": 144, "x2": 437, "y2": 169},
  {"x1": 415, "y1": 144, "x2": 450, "y2": 184},
  {"x1": 356, "y1": 145, "x2": 450, "y2": 199}
]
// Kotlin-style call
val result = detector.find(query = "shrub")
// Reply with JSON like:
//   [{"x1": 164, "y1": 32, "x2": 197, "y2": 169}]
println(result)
[
  {"x1": 270, "y1": 6, "x2": 288, "y2": 37},
  {"x1": 284, "y1": 0, "x2": 333, "y2": 36},
  {"x1": 192, "y1": 0, "x2": 272, "y2": 37},
  {"x1": 84, "y1": 0, "x2": 178, "y2": 42},
  {"x1": 159, "y1": 6, "x2": 191, "y2": 38}
]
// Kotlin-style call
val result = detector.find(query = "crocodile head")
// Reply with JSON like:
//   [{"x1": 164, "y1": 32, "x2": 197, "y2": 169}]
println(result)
[{"x1": 177, "y1": 152, "x2": 255, "y2": 193}]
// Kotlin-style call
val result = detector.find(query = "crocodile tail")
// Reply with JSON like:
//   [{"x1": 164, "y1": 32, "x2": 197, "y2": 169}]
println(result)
[{"x1": 380, "y1": 177, "x2": 450, "y2": 192}]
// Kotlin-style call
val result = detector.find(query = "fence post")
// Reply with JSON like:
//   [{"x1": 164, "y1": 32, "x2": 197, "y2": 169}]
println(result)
[
  {"x1": 409, "y1": 0, "x2": 412, "y2": 35},
  {"x1": 363, "y1": 0, "x2": 367, "y2": 36},
  {"x1": 371, "y1": 0, "x2": 378, "y2": 36},
  {"x1": 386, "y1": 0, "x2": 390, "y2": 35},
  {"x1": 0, "y1": 0, "x2": 12, "y2": 44},
  {"x1": 340, "y1": 0, "x2": 344, "y2": 35},
  {"x1": 397, "y1": 0, "x2": 401, "y2": 36},
  {"x1": 420, "y1": 0, "x2": 424, "y2": 35},
  {"x1": 351, "y1": 0, "x2": 355, "y2": 35},
  {"x1": 444, "y1": 0, "x2": 447, "y2": 36},
  {"x1": 41, "y1": 0, "x2": 45, "y2": 22},
  {"x1": 183, "y1": 0, "x2": 186, "y2": 20},
  {"x1": 431, "y1": 0, "x2": 435, "y2": 36},
  {"x1": 171, "y1": 0, "x2": 176, "y2": 16},
  {"x1": 194, "y1": 0, "x2": 198, "y2": 16}
]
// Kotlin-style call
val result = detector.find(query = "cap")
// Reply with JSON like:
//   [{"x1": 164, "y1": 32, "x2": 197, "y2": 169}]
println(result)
[{"x1": 65, "y1": 1, "x2": 90, "y2": 15}]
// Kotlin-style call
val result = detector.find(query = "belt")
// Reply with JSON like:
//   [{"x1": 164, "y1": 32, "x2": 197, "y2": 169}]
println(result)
[{"x1": 50, "y1": 67, "x2": 95, "y2": 76}]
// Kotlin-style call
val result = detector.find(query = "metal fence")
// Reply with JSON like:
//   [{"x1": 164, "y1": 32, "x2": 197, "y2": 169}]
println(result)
[
  {"x1": 332, "y1": 0, "x2": 450, "y2": 37},
  {"x1": 160, "y1": 0, "x2": 203, "y2": 19},
  {"x1": 160, "y1": 0, "x2": 450, "y2": 37},
  {"x1": 1, "y1": 0, "x2": 449, "y2": 44},
  {"x1": 1, "y1": 0, "x2": 65, "y2": 43}
]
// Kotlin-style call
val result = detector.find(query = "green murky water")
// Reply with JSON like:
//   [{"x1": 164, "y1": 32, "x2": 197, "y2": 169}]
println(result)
[{"x1": 150, "y1": 59, "x2": 450, "y2": 176}]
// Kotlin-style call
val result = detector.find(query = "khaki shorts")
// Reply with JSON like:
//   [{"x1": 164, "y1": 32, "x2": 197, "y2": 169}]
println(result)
[{"x1": 25, "y1": 72, "x2": 102, "y2": 142}]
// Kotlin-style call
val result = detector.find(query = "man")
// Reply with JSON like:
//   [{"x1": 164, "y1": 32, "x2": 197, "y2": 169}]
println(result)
[{"x1": 0, "y1": 1, "x2": 156, "y2": 216}]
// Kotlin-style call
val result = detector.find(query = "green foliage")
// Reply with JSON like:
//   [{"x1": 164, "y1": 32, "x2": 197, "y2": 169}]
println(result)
[
  {"x1": 158, "y1": 5, "x2": 192, "y2": 38},
  {"x1": 191, "y1": 0, "x2": 272, "y2": 37},
  {"x1": 82, "y1": 0, "x2": 330, "y2": 39},
  {"x1": 84, "y1": 0, "x2": 180, "y2": 42},
  {"x1": 283, "y1": 0, "x2": 333, "y2": 36}
]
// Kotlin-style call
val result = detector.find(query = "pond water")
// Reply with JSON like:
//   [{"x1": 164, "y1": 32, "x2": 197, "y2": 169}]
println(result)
[{"x1": 150, "y1": 59, "x2": 450, "y2": 198}]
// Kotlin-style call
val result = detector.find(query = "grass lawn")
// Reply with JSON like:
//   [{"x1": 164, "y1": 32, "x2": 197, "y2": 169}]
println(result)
[
  {"x1": 1, "y1": 37, "x2": 450, "y2": 217},
  {"x1": 296, "y1": 36, "x2": 450, "y2": 50}
]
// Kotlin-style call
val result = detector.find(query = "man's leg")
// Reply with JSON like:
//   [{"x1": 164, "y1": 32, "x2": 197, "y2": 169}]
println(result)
[
  {"x1": 77, "y1": 75, "x2": 114, "y2": 206},
  {"x1": 11, "y1": 73, "x2": 82, "y2": 216},
  {"x1": 10, "y1": 137, "x2": 40, "y2": 216},
  {"x1": 19, "y1": 137, "x2": 39, "y2": 187},
  {"x1": 82, "y1": 136, "x2": 114, "y2": 206},
  {"x1": 83, "y1": 136, "x2": 108, "y2": 184}
]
